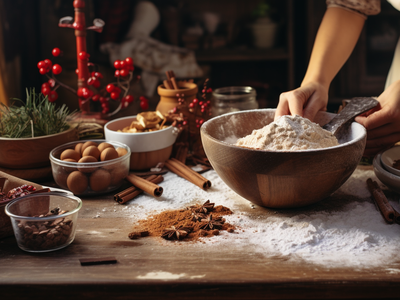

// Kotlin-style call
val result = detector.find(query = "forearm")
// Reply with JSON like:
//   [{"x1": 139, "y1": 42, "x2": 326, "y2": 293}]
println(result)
[{"x1": 302, "y1": 7, "x2": 365, "y2": 90}]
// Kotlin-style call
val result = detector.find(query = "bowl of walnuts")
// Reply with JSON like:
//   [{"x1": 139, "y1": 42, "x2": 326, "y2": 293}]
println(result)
[
  {"x1": 104, "y1": 112, "x2": 179, "y2": 170},
  {"x1": 49, "y1": 140, "x2": 130, "y2": 195}
]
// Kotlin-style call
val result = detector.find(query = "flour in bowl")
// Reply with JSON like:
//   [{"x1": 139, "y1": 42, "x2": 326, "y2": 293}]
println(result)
[{"x1": 235, "y1": 115, "x2": 339, "y2": 151}]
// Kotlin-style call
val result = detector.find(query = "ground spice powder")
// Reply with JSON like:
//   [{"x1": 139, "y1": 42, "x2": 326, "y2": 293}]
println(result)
[{"x1": 130, "y1": 203, "x2": 235, "y2": 242}]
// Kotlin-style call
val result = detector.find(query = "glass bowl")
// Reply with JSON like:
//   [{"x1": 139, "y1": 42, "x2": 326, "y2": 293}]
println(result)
[
  {"x1": 50, "y1": 139, "x2": 130, "y2": 196},
  {"x1": 5, "y1": 192, "x2": 82, "y2": 252}
]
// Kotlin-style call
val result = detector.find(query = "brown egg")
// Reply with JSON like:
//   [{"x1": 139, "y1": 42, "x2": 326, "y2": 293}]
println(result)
[
  {"x1": 78, "y1": 156, "x2": 98, "y2": 173},
  {"x1": 75, "y1": 143, "x2": 83, "y2": 154},
  {"x1": 100, "y1": 147, "x2": 119, "y2": 161},
  {"x1": 62, "y1": 158, "x2": 78, "y2": 173},
  {"x1": 60, "y1": 149, "x2": 81, "y2": 161},
  {"x1": 82, "y1": 145, "x2": 101, "y2": 160},
  {"x1": 98, "y1": 142, "x2": 114, "y2": 152},
  {"x1": 81, "y1": 141, "x2": 98, "y2": 154},
  {"x1": 67, "y1": 171, "x2": 88, "y2": 195},
  {"x1": 116, "y1": 147, "x2": 128, "y2": 157},
  {"x1": 90, "y1": 169, "x2": 111, "y2": 192}
]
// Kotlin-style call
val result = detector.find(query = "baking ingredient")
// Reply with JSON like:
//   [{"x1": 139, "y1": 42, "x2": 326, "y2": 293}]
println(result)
[
  {"x1": 98, "y1": 142, "x2": 113, "y2": 152},
  {"x1": 118, "y1": 111, "x2": 169, "y2": 133},
  {"x1": 14, "y1": 207, "x2": 74, "y2": 251},
  {"x1": 82, "y1": 145, "x2": 101, "y2": 160},
  {"x1": 80, "y1": 141, "x2": 98, "y2": 154},
  {"x1": 78, "y1": 156, "x2": 98, "y2": 173},
  {"x1": 119, "y1": 168, "x2": 400, "y2": 268},
  {"x1": 90, "y1": 169, "x2": 111, "y2": 192},
  {"x1": 0, "y1": 184, "x2": 36, "y2": 202},
  {"x1": 66, "y1": 171, "x2": 88, "y2": 194},
  {"x1": 116, "y1": 147, "x2": 128, "y2": 157},
  {"x1": 235, "y1": 115, "x2": 339, "y2": 151},
  {"x1": 100, "y1": 147, "x2": 119, "y2": 161},
  {"x1": 60, "y1": 149, "x2": 80, "y2": 161},
  {"x1": 129, "y1": 200, "x2": 234, "y2": 241}
]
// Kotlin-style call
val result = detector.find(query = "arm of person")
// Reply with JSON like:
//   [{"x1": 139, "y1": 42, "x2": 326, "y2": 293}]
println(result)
[
  {"x1": 355, "y1": 79, "x2": 400, "y2": 157},
  {"x1": 275, "y1": 7, "x2": 365, "y2": 121}
]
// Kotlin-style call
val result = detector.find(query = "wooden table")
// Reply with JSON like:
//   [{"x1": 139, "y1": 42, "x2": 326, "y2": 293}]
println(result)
[{"x1": 1, "y1": 166, "x2": 400, "y2": 300}]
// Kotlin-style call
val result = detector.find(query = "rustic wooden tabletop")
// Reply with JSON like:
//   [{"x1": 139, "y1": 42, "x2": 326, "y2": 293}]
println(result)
[{"x1": 1, "y1": 166, "x2": 400, "y2": 300}]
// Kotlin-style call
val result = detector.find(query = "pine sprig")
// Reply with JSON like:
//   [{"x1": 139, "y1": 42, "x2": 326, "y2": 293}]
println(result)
[{"x1": 0, "y1": 88, "x2": 72, "y2": 138}]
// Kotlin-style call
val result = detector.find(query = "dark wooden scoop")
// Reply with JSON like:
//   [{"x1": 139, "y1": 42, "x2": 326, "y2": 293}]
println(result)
[{"x1": 322, "y1": 97, "x2": 379, "y2": 137}]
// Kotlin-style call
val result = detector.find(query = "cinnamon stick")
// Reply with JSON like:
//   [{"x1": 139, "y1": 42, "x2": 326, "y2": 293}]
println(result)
[
  {"x1": 366, "y1": 178, "x2": 395, "y2": 224},
  {"x1": 115, "y1": 175, "x2": 164, "y2": 204},
  {"x1": 163, "y1": 79, "x2": 172, "y2": 89},
  {"x1": 126, "y1": 174, "x2": 163, "y2": 197},
  {"x1": 165, "y1": 158, "x2": 211, "y2": 190},
  {"x1": 170, "y1": 77, "x2": 179, "y2": 90}
]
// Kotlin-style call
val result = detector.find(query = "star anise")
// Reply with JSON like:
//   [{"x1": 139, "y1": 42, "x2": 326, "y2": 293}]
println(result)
[
  {"x1": 191, "y1": 212, "x2": 206, "y2": 222},
  {"x1": 199, "y1": 214, "x2": 224, "y2": 230},
  {"x1": 161, "y1": 226, "x2": 193, "y2": 240},
  {"x1": 196, "y1": 200, "x2": 215, "y2": 214}
]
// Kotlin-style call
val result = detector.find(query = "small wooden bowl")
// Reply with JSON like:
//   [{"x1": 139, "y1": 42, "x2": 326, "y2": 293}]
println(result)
[
  {"x1": 201, "y1": 109, "x2": 366, "y2": 208},
  {"x1": 0, "y1": 126, "x2": 78, "y2": 169}
]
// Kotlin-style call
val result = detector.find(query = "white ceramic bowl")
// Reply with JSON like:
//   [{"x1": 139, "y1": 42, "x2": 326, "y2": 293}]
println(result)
[
  {"x1": 380, "y1": 145, "x2": 400, "y2": 176},
  {"x1": 104, "y1": 116, "x2": 179, "y2": 170},
  {"x1": 373, "y1": 152, "x2": 400, "y2": 194}
]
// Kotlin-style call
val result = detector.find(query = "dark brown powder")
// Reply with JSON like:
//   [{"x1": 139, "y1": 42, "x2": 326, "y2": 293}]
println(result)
[{"x1": 130, "y1": 204, "x2": 235, "y2": 241}]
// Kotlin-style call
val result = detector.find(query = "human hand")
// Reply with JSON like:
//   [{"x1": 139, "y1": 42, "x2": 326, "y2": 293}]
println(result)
[
  {"x1": 355, "y1": 80, "x2": 400, "y2": 158},
  {"x1": 274, "y1": 81, "x2": 329, "y2": 121}
]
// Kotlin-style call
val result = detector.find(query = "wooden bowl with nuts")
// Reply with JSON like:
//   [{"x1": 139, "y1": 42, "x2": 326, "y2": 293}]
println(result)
[{"x1": 50, "y1": 140, "x2": 130, "y2": 195}]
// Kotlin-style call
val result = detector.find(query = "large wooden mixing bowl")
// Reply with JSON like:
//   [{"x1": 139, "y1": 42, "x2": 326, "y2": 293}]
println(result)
[{"x1": 200, "y1": 109, "x2": 366, "y2": 208}]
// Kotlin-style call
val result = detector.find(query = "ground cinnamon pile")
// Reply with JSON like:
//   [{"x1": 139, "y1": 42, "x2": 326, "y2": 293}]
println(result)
[{"x1": 128, "y1": 200, "x2": 235, "y2": 242}]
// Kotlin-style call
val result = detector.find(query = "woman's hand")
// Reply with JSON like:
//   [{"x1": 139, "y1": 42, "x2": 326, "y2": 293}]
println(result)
[
  {"x1": 355, "y1": 79, "x2": 400, "y2": 157},
  {"x1": 274, "y1": 81, "x2": 329, "y2": 121}
]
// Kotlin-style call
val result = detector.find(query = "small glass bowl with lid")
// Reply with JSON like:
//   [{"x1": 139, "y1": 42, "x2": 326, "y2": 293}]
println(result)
[{"x1": 211, "y1": 86, "x2": 258, "y2": 116}]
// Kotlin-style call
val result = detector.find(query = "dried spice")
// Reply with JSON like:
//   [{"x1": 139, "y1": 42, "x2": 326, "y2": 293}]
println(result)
[
  {"x1": 196, "y1": 199, "x2": 215, "y2": 214},
  {"x1": 161, "y1": 226, "x2": 193, "y2": 240},
  {"x1": 128, "y1": 200, "x2": 235, "y2": 242},
  {"x1": 0, "y1": 184, "x2": 37, "y2": 202},
  {"x1": 198, "y1": 214, "x2": 224, "y2": 230}
]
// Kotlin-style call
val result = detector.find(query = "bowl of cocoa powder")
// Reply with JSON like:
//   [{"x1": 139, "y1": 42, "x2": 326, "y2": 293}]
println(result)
[
  {"x1": 5, "y1": 192, "x2": 82, "y2": 252},
  {"x1": 200, "y1": 108, "x2": 366, "y2": 208}
]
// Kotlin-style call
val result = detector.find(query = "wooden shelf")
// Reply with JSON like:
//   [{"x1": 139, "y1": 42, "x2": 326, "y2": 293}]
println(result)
[{"x1": 195, "y1": 48, "x2": 290, "y2": 62}]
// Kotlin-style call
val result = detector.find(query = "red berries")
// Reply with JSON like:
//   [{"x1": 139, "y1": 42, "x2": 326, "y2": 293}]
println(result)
[
  {"x1": 113, "y1": 57, "x2": 134, "y2": 78},
  {"x1": 52, "y1": 64, "x2": 62, "y2": 75},
  {"x1": 139, "y1": 96, "x2": 149, "y2": 110},
  {"x1": 52, "y1": 48, "x2": 61, "y2": 57}
]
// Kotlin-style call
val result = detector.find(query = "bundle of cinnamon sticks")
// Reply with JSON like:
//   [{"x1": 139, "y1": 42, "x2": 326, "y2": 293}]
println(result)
[
  {"x1": 366, "y1": 178, "x2": 400, "y2": 224},
  {"x1": 114, "y1": 174, "x2": 164, "y2": 204},
  {"x1": 163, "y1": 70, "x2": 179, "y2": 90}
]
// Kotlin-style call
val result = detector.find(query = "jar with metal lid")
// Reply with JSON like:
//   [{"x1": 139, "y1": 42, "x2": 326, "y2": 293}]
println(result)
[{"x1": 211, "y1": 86, "x2": 258, "y2": 116}]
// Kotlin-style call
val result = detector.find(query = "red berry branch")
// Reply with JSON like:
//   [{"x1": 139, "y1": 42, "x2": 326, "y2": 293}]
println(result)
[
  {"x1": 167, "y1": 79, "x2": 212, "y2": 156},
  {"x1": 37, "y1": 50, "x2": 148, "y2": 117}
]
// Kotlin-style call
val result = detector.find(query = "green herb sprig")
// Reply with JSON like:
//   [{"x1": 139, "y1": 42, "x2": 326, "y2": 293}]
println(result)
[{"x1": 0, "y1": 88, "x2": 73, "y2": 138}]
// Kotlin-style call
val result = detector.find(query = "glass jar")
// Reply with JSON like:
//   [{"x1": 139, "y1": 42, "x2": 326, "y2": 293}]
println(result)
[{"x1": 211, "y1": 86, "x2": 258, "y2": 116}]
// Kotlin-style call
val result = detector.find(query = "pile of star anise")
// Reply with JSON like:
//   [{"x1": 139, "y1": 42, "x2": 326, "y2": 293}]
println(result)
[
  {"x1": 161, "y1": 200, "x2": 226, "y2": 241},
  {"x1": 128, "y1": 200, "x2": 235, "y2": 242}
]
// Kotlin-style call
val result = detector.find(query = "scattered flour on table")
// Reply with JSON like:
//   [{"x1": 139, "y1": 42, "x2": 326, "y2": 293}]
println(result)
[
  {"x1": 235, "y1": 115, "x2": 339, "y2": 151},
  {"x1": 120, "y1": 168, "x2": 400, "y2": 268}
]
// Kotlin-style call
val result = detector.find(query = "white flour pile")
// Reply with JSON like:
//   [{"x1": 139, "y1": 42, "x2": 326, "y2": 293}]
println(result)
[
  {"x1": 107, "y1": 167, "x2": 400, "y2": 269},
  {"x1": 235, "y1": 115, "x2": 339, "y2": 151}
]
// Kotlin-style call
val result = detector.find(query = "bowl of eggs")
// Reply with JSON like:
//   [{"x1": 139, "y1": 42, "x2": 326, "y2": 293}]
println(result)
[
  {"x1": 49, "y1": 140, "x2": 130, "y2": 195},
  {"x1": 104, "y1": 112, "x2": 179, "y2": 170},
  {"x1": 200, "y1": 108, "x2": 366, "y2": 208}
]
